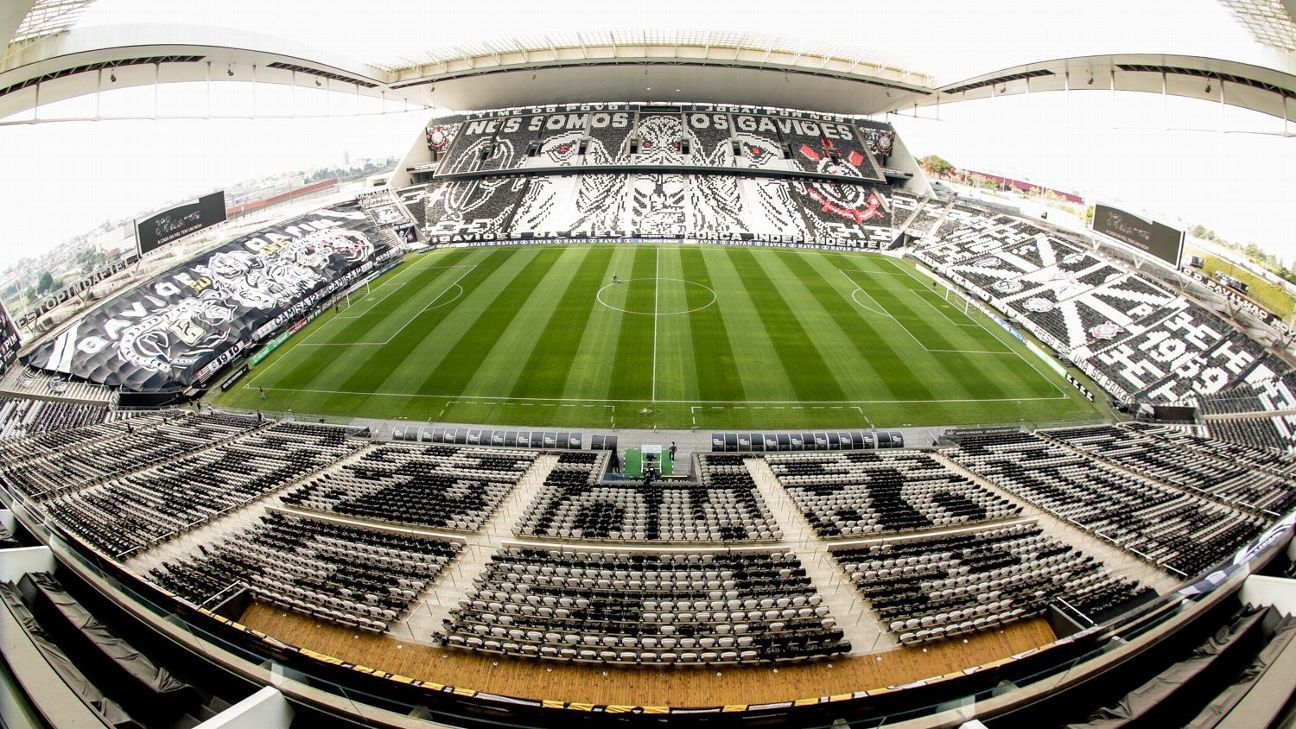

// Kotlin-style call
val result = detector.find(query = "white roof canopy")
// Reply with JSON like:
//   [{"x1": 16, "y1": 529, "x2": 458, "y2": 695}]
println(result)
[{"x1": 1, "y1": 0, "x2": 1294, "y2": 120}]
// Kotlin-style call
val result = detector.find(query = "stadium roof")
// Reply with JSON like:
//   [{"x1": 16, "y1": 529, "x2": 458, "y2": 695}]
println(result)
[
  {"x1": 1, "y1": 0, "x2": 1294, "y2": 120},
  {"x1": 1219, "y1": 0, "x2": 1296, "y2": 53},
  {"x1": 365, "y1": 30, "x2": 927, "y2": 82},
  {"x1": 9, "y1": 0, "x2": 97, "y2": 45}
]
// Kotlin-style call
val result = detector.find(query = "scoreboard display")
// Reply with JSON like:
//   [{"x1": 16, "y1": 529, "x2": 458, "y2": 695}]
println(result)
[{"x1": 1092, "y1": 203, "x2": 1184, "y2": 268}]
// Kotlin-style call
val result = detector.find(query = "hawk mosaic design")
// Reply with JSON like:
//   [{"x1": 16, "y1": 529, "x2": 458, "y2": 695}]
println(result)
[{"x1": 420, "y1": 107, "x2": 896, "y2": 244}]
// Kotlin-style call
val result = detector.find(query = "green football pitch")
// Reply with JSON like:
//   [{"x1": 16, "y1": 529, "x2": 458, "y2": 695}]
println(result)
[{"x1": 216, "y1": 244, "x2": 1106, "y2": 429}]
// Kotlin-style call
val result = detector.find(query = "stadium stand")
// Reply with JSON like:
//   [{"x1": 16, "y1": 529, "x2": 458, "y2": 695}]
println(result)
[
  {"x1": 794, "y1": 179, "x2": 892, "y2": 241},
  {"x1": 21, "y1": 201, "x2": 390, "y2": 392},
  {"x1": 1042, "y1": 423, "x2": 1296, "y2": 516},
  {"x1": 396, "y1": 184, "x2": 429, "y2": 229},
  {"x1": 522, "y1": 117, "x2": 590, "y2": 168},
  {"x1": 905, "y1": 199, "x2": 1296, "y2": 412},
  {"x1": 634, "y1": 112, "x2": 689, "y2": 165},
  {"x1": 151, "y1": 510, "x2": 461, "y2": 632},
  {"x1": 0, "y1": 522, "x2": 19, "y2": 549},
  {"x1": 1195, "y1": 381, "x2": 1269, "y2": 415},
  {"x1": 281, "y1": 443, "x2": 536, "y2": 532},
  {"x1": 424, "y1": 168, "x2": 896, "y2": 245},
  {"x1": 489, "y1": 115, "x2": 545, "y2": 171},
  {"x1": 783, "y1": 116, "x2": 883, "y2": 181},
  {"x1": 1124, "y1": 421, "x2": 1294, "y2": 469},
  {"x1": 765, "y1": 450, "x2": 1021, "y2": 537},
  {"x1": 1207, "y1": 416, "x2": 1296, "y2": 451},
  {"x1": 903, "y1": 196, "x2": 948, "y2": 239},
  {"x1": 16, "y1": 571, "x2": 203, "y2": 713},
  {"x1": 585, "y1": 112, "x2": 635, "y2": 164},
  {"x1": 43, "y1": 421, "x2": 366, "y2": 557},
  {"x1": 625, "y1": 172, "x2": 689, "y2": 237},
  {"x1": 738, "y1": 176, "x2": 813, "y2": 238},
  {"x1": 0, "y1": 395, "x2": 108, "y2": 439},
  {"x1": 942, "y1": 429, "x2": 1267, "y2": 577},
  {"x1": 733, "y1": 123, "x2": 795, "y2": 172},
  {"x1": 7, "y1": 92, "x2": 1296, "y2": 726},
  {"x1": 832, "y1": 522, "x2": 1152, "y2": 644},
  {"x1": 3, "y1": 365, "x2": 115, "y2": 403},
  {"x1": 0, "y1": 580, "x2": 134, "y2": 726},
  {"x1": 685, "y1": 111, "x2": 736, "y2": 166},
  {"x1": 0, "y1": 412, "x2": 261, "y2": 500},
  {"x1": 423, "y1": 177, "x2": 531, "y2": 241},
  {"x1": 440, "y1": 546, "x2": 849, "y2": 664},
  {"x1": 687, "y1": 175, "x2": 749, "y2": 238},
  {"x1": 437, "y1": 118, "x2": 519, "y2": 174},
  {"x1": 357, "y1": 189, "x2": 412, "y2": 229}
]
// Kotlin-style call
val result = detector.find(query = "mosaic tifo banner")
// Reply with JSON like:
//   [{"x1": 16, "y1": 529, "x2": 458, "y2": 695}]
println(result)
[{"x1": 24, "y1": 201, "x2": 387, "y2": 391}]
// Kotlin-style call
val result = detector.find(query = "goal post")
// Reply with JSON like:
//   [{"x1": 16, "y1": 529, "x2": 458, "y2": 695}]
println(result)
[
  {"x1": 929, "y1": 278, "x2": 970, "y2": 315},
  {"x1": 932, "y1": 278, "x2": 972, "y2": 316}
]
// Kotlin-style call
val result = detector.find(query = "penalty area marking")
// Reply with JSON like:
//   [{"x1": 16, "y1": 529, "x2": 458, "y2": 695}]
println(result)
[
  {"x1": 332, "y1": 254, "x2": 458, "y2": 319},
  {"x1": 907, "y1": 288, "x2": 982, "y2": 329},
  {"x1": 875, "y1": 256, "x2": 1071, "y2": 398},
  {"x1": 296, "y1": 265, "x2": 476, "y2": 347},
  {"x1": 840, "y1": 268, "x2": 1016, "y2": 356}
]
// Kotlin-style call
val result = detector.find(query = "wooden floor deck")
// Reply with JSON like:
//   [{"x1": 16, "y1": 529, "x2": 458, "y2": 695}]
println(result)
[{"x1": 240, "y1": 602, "x2": 1056, "y2": 707}]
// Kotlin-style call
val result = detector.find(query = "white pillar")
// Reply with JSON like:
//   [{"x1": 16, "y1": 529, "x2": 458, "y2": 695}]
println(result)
[
  {"x1": 0, "y1": 546, "x2": 55, "y2": 583},
  {"x1": 196, "y1": 686, "x2": 293, "y2": 729},
  {"x1": 1239, "y1": 574, "x2": 1296, "y2": 617}
]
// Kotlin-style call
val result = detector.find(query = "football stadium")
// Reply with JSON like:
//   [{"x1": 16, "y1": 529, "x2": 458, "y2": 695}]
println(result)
[{"x1": 0, "y1": 2, "x2": 1295, "y2": 728}]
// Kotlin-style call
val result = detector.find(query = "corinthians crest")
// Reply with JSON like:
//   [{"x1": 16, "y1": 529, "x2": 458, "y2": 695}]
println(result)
[
  {"x1": 1090, "y1": 321, "x2": 1123, "y2": 340},
  {"x1": 796, "y1": 141, "x2": 887, "y2": 227}
]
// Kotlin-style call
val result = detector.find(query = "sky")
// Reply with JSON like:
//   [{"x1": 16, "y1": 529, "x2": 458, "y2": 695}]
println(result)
[
  {"x1": 0, "y1": 0, "x2": 1292, "y2": 270},
  {"x1": 0, "y1": 85, "x2": 427, "y2": 269},
  {"x1": 893, "y1": 91, "x2": 1296, "y2": 259},
  {"x1": 74, "y1": 0, "x2": 1255, "y2": 83}
]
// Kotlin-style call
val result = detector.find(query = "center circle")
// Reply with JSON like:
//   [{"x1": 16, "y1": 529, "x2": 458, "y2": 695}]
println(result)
[{"x1": 596, "y1": 277, "x2": 717, "y2": 315}]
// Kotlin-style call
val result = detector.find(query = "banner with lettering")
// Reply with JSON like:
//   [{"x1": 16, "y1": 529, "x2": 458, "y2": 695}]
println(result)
[{"x1": 24, "y1": 201, "x2": 386, "y2": 391}]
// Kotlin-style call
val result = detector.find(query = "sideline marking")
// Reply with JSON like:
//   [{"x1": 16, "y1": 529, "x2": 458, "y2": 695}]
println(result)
[{"x1": 250, "y1": 386, "x2": 1070, "y2": 405}]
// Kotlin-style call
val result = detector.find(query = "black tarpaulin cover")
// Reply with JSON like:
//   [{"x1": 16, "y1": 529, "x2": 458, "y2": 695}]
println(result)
[
  {"x1": 21, "y1": 572, "x2": 198, "y2": 705},
  {"x1": 0, "y1": 582, "x2": 136, "y2": 727},
  {"x1": 1067, "y1": 606, "x2": 1272, "y2": 728},
  {"x1": 1184, "y1": 615, "x2": 1296, "y2": 729}
]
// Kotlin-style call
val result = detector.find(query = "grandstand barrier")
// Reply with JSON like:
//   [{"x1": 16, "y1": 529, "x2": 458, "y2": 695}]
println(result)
[
  {"x1": 709, "y1": 430, "x2": 902, "y2": 451},
  {"x1": 413, "y1": 426, "x2": 582, "y2": 448}
]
